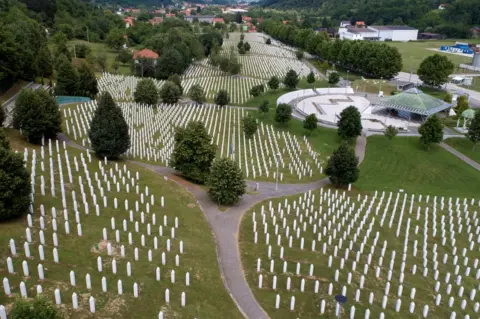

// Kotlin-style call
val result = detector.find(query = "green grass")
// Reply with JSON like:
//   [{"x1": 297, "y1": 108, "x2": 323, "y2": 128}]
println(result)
[
  {"x1": 418, "y1": 86, "x2": 448, "y2": 99},
  {"x1": 444, "y1": 137, "x2": 480, "y2": 164},
  {"x1": 386, "y1": 40, "x2": 478, "y2": 73},
  {"x1": 0, "y1": 129, "x2": 242, "y2": 319},
  {"x1": 240, "y1": 189, "x2": 479, "y2": 318},
  {"x1": 308, "y1": 59, "x2": 362, "y2": 81},
  {"x1": 0, "y1": 80, "x2": 29, "y2": 104},
  {"x1": 356, "y1": 135, "x2": 480, "y2": 197},
  {"x1": 67, "y1": 40, "x2": 132, "y2": 76}
]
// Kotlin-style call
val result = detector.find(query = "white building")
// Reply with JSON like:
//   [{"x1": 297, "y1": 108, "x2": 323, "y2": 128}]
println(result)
[
  {"x1": 339, "y1": 28, "x2": 378, "y2": 41},
  {"x1": 368, "y1": 26, "x2": 418, "y2": 42}
]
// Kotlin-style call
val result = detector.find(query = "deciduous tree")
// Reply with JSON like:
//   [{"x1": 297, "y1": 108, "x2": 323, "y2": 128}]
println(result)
[
  {"x1": 189, "y1": 84, "x2": 206, "y2": 104},
  {"x1": 328, "y1": 72, "x2": 340, "y2": 85},
  {"x1": 268, "y1": 76, "x2": 280, "y2": 90},
  {"x1": 171, "y1": 121, "x2": 217, "y2": 184},
  {"x1": 134, "y1": 78, "x2": 159, "y2": 105},
  {"x1": 207, "y1": 158, "x2": 246, "y2": 205},
  {"x1": 418, "y1": 54, "x2": 454, "y2": 87},
  {"x1": 384, "y1": 125, "x2": 398, "y2": 140},
  {"x1": 467, "y1": 110, "x2": 480, "y2": 151},
  {"x1": 13, "y1": 89, "x2": 62, "y2": 144},
  {"x1": 283, "y1": 69, "x2": 299, "y2": 89},
  {"x1": 307, "y1": 71, "x2": 315, "y2": 86},
  {"x1": 243, "y1": 114, "x2": 258, "y2": 138},
  {"x1": 337, "y1": 106, "x2": 362, "y2": 139},
  {"x1": 326, "y1": 143, "x2": 359, "y2": 187},
  {"x1": 76, "y1": 63, "x2": 98, "y2": 99},
  {"x1": 215, "y1": 90, "x2": 229, "y2": 107},
  {"x1": 303, "y1": 113, "x2": 317, "y2": 134},
  {"x1": 259, "y1": 100, "x2": 269, "y2": 116},
  {"x1": 160, "y1": 81, "x2": 182, "y2": 104},
  {"x1": 418, "y1": 115, "x2": 444, "y2": 149},
  {"x1": 275, "y1": 103, "x2": 292, "y2": 125}
]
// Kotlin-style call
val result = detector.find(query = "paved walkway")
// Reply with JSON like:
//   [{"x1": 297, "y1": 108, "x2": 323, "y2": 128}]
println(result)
[{"x1": 440, "y1": 142, "x2": 480, "y2": 171}]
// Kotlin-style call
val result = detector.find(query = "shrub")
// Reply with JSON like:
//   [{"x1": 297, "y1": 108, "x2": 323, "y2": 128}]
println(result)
[
  {"x1": 328, "y1": 72, "x2": 340, "y2": 85},
  {"x1": 9, "y1": 296, "x2": 62, "y2": 319},
  {"x1": 283, "y1": 69, "x2": 299, "y2": 89},
  {"x1": 259, "y1": 100, "x2": 269, "y2": 115},
  {"x1": 189, "y1": 84, "x2": 206, "y2": 104},
  {"x1": 384, "y1": 125, "x2": 398, "y2": 140},
  {"x1": 268, "y1": 76, "x2": 280, "y2": 90},
  {"x1": 215, "y1": 90, "x2": 230, "y2": 107},
  {"x1": 243, "y1": 114, "x2": 258, "y2": 138},
  {"x1": 275, "y1": 103, "x2": 292, "y2": 125},
  {"x1": 303, "y1": 113, "x2": 318, "y2": 134}
]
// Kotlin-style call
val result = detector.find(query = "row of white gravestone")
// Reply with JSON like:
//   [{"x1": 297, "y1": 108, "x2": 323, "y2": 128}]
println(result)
[
  {"x1": 97, "y1": 73, "x2": 165, "y2": 101},
  {"x1": 64, "y1": 101, "x2": 321, "y2": 181},
  {"x1": 250, "y1": 188, "x2": 479, "y2": 316}
]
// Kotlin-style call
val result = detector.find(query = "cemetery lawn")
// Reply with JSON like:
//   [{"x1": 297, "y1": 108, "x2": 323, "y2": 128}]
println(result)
[
  {"x1": 0, "y1": 129, "x2": 242, "y2": 319},
  {"x1": 66, "y1": 40, "x2": 132, "y2": 76},
  {"x1": 239, "y1": 191, "x2": 480, "y2": 318},
  {"x1": 356, "y1": 135, "x2": 480, "y2": 198},
  {"x1": 443, "y1": 137, "x2": 480, "y2": 164}
]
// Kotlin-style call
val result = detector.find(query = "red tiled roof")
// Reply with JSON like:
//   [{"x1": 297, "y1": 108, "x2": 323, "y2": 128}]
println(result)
[
  {"x1": 133, "y1": 49, "x2": 159, "y2": 60},
  {"x1": 213, "y1": 18, "x2": 224, "y2": 23},
  {"x1": 242, "y1": 16, "x2": 252, "y2": 21},
  {"x1": 150, "y1": 17, "x2": 164, "y2": 25}
]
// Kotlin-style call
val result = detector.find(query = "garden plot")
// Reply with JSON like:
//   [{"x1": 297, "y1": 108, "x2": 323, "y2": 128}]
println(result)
[
  {"x1": 240, "y1": 188, "x2": 480, "y2": 318},
  {"x1": 63, "y1": 102, "x2": 324, "y2": 183},
  {"x1": 98, "y1": 73, "x2": 165, "y2": 101},
  {"x1": 0, "y1": 133, "x2": 240, "y2": 318}
]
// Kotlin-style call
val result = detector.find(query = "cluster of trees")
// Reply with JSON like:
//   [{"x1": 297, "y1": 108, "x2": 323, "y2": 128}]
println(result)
[
  {"x1": 55, "y1": 56, "x2": 98, "y2": 98},
  {"x1": 237, "y1": 40, "x2": 251, "y2": 54},
  {"x1": 171, "y1": 121, "x2": 246, "y2": 205},
  {"x1": 418, "y1": 54, "x2": 455, "y2": 87},
  {"x1": 210, "y1": 46, "x2": 242, "y2": 75},
  {"x1": 262, "y1": 20, "x2": 402, "y2": 79}
]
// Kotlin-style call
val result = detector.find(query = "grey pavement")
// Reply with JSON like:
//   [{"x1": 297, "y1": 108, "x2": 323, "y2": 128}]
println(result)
[
  {"x1": 2, "y1": 82, "x2": 41, "y2": 127},
  {"x1": 440, "y1": 142, "x2": 480, "y2": 171}
]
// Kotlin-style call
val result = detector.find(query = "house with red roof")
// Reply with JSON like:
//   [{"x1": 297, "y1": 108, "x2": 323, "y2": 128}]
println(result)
[
  {"x1": 133, "y1": 49, "x2": 159, "y2": 63},
  {"x1": 242, "y1": 16, "x2": 252, "y2": 22},
  {"x1": 213, "y1": 17, "x2": 224, "y2": 24},
  {"x1": 124, "y1": 17, "x2": 135, "y2": 28},
  {"x1": 165, "y1": 13, "x2": 176, "y2": 18},
  {"x1": 149, "y1": 17, "x2": 164, "y2": 25}
]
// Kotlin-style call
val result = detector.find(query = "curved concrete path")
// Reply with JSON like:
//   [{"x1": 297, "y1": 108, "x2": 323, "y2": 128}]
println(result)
[{"x1": 57, "y1": 130, "x2": 366, "y2": 319}]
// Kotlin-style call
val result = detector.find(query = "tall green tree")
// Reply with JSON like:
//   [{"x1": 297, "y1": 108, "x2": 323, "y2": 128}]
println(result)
[
  {"x1": 134, "y1": 79, "x2": 159, "y2": 105},
  {"x1": 326, "y1": 142, "x2": 359, "y2": 187},
  {"x1": 168, "y1": 74, "x2": 184, "y2": 95},
  {"x1": 268, "y1": 76, "x2": 280, "y2": 90},
  {"x1": 466, "y1": 111, "x2": 480, "y2": 151},
  {"x1": 106, "y1": 28, "x2": 125, "y2": 50},
  {"x1": 259, "y1": 100, "x2": 269, "y2": 116},
  {"x1": 418, "y1": 54, "x2": 454, "y2": 87},
  {"x1": 117, "y1": 49, "x2": 132, "y2": 65},
  {"x1": 13, "y1": 89, "x2": 62, "y2": 144},
  {"x1": 303, "y1": 114, "x2": 317, "y2": 134},
  {"x1": 171, "y1": 121, "x2": 217, "y2": 184},
  {"x1": 455, "y1": 96, "x2": 469, "y2": 115},
  {"x1": 243, "y1": 114, "x2": 258, "y2": 138},
  {"x1": 275, "y1": 103, "x2": 292, "y2": 125},
  {"x1": 337, "y1": 106, "x2": 363, "y2": 140},
  {"x1": 307, "y1": 71, "x2": 315, "y2": 86},
  {"x1": 76, "y1": 63, "x2": 98, "y2": 98},
  {"x1": 160, "y1": 81, "x2": 182, "y2": 104},
  {"x1": 96, "y1": 52, "x2": 107, "y2": 72},
  {"x1": 55, "y1": 55, "x2": 78, "y2": 96},
  {"x1": 215, "y1": 90, "x2": 230, "y2": 107},
  {"x1": 418, "y1": 115, "x2": 444, "y2": 149},
  {"x1": 0, "y1": 139, "x2": 31, "y2": 222},
  {"x1": 207, "y1": 158, "x2": 246, "y2": 205},
  {"x1": 89, "y1": 92, "x2": 131, "y2": 159},
  {"x1": 283, "y1": 69, "x2": 299, "y2": 89},
  {"x1": 189, "y1": 84, "x2": 206, "y2": 104},
  {"x1": 328, "y1": 72, "x2": 340, "y2": 85}
]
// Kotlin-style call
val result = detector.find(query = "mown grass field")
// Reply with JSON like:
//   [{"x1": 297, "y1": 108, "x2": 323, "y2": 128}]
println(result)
[
  {"x1": 386, "y1": 40, "x2": 479, "y2": 73},
  {"x1": 0, "y1": 129, "x2": 242, "y2": 318},
  {"x1": 444, "y1": 137, "x2": 480, "y2": 164},
  {"x1": 356, "y1": 135, "x2": 480, "y2": 197},
  {"x1": 67, "y1": 40, "x2": 132, "y2": 77}
]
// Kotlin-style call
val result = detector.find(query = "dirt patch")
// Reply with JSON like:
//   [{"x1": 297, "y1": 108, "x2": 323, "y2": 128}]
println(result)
[
  {"x1": 187, "y1": 203, "x2": 196, "y2": 208},
  {"x1": 103, "y1": 297, "x2": 126, "y2": 316},
  {"x1": 91, "y1": 240, "x2": 122, "y2": 258}
]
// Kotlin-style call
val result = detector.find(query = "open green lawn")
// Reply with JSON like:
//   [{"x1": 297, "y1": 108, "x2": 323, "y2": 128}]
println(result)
[
  {"x1": 67, "y1": 40, "x2": 132, "y2": 76},
  {"x1": 386, "y1": 40, "x2": 478, "y2": 73},
  {"x1": 0, "y1": 80, "x2": 29, "y2": 104},
  {"x1": 0, "y1": 129, "x2": 241, "y2": 318},
  {"x1": 444, "y1": 137, "x2": 480, "y2": 164},
  {"x1": 356, "y1": 135, "x2": 480, "y2": 197},
  {"x1": 240, "y1": 188, "x2": 479, "y2": 318}
]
